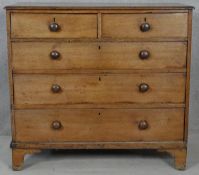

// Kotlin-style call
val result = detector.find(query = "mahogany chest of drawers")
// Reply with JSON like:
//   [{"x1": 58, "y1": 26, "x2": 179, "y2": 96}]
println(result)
[{"x1": 5, "y1": 3, "x2": 193, "y2": 170}]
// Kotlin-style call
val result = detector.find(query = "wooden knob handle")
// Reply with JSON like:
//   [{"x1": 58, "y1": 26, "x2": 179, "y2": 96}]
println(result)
[
  {"x1": 49, "y1": 22, "x2": 60, "y2": 32},
  {"x1": 51, "y1": 84, "x2": 61, "y2": 93},
  {"x1": 138, "y1": 120, "x2": 149, "y2": 130},
  {"x1": 139, "y1": 83, "x2": 149, "y2": 93},
  {"x1": 52, "y1": 121, "x2": 62, "y2": 129},
  {"x1": 140, "y1": 23, "x2": 150, "y2": 32},
  {"x1": 139, "y1": 50, "x2": 150, "y2": 60},
  {"x1": 50, "y1": 50, "x2": 60, "y2": 60}
]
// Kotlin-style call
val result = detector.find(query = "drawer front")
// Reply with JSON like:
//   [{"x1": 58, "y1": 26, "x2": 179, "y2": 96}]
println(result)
[
  {"x1": 11, "y1": 13, "x2": 97, "y2": 38},
  {"x1": 14, "y1": 108, "x2": 184, "y2": 142},
  {"x1": 102, "y1": 13, "x2": 187, "y2": 39},
  {"x1": 14, "y1": 74, "x2": 185, "y2": 105},
  {"x1": 12, "y1": 42, "x2": 186, "y2": 71}
]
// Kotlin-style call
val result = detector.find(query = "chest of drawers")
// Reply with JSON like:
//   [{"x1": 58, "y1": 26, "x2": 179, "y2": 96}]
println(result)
[{"x1": 5, "y1": 3, "x2": 193, "y2": 171}]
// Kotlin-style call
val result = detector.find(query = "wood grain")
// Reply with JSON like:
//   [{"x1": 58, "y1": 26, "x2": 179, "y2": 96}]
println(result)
[
  {"x1": 4, "y1": 3, "x2": 194, "y2": 10},
  {"x1": 12, "y1": 149, "x2": 41, "y2": 170},
  {"x1": 12, "y1": 42, "x2": 187, "y2": 71},
  {"x1": 11, "y1": 13, "x2": 97, "y2": 38},
  {"x1": 6, "y1": 10, "x2": 17, "y2": 141},
  {"x1": 13, "y1": 73, "x2": 186, "y2": 105},
  {"x1": 13, "y1": 103, "x2": 185, "y2": 110},
  {"x1": 159, "y1": 148, "x2": 187, "y2": 170},
  {"x1": 184, "y1": 9, "x2": 193, "y2": 142},
  {"x1": 14, "y1": 108, "x2": 184, "y2": 142},
  {"x1": 11, "y1": 141, "x2": 186, "y2": 150},
  {"x1": 102, "y1": 13, "x2": 188, "y2": 39}
]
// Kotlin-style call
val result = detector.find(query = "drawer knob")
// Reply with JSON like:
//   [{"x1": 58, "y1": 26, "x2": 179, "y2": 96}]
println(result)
[
  {"x1": 50, "y1": 51, "x2": 60, "y2": 60},
  {"x1": 49, "y1": 22, "x2": 60, "y2": 32},
  {"x1": 52, "y1": 120, "x2": 62, "y2": 129},
  {"x1": 51, "y1": 84, "x2": 61, "y2": 93},
  {"x1": 138, "y1": 120, "x2": 149, "y2": 130},
  {"x1": 140, "y1": 23, "x2": 150, "y2": 32},
  {"x1": 139, "y1": 83, "x2": 149, "y2": 93},
  {"x1": 139, "y1": 50, "x2": 150, "y2": 60}
]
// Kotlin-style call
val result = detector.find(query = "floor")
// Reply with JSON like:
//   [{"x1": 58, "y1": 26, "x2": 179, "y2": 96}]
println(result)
[{"x1": 0, "y1": 133, "x2": 199, "y2": 175}]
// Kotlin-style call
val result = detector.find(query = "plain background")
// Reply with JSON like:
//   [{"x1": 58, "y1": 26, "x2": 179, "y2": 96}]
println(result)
[{"x1": 0, "y1": 0, "x2": 198, "y2": 136}]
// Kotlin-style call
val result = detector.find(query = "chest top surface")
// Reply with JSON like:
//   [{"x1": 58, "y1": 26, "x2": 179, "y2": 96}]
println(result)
[{"x1": 5, "y1": 3, "x2": 194, "y2": 10}]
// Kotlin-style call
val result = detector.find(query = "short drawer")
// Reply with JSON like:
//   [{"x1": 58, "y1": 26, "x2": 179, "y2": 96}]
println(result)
[
  {"x1": 14, "y1": 108, "x2": 184, "y2": 142},
  {"x1": 11, "y1": 13, "x2": 97, "y2": 38},
  {"x1": 12, "y1": 42, "x2": 187, "y2": 71},
  {"x1": 102, "y1": 13, "x2": 188, "y2": 39},
  {"x1": 13, "y1": 73, "x2": 185, "y2": 105}
]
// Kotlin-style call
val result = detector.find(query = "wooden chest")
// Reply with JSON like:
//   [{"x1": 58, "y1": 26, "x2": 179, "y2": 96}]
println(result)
[{"x1": 5, "y1": 3, "x2": 193, "y2": 170}]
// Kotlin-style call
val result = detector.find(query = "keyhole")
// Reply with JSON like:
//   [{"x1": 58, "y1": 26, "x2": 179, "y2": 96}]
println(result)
[
  {"x1": 98, "y1": 45, "x2": 101, "y2": 50},
  {"x1": 144, "y1": 17, "x2": 147, "y2": 22},
  {"x1": 99, "y1": 76, "x2": 101, "y2": 81},
  {"x1": 98, "y1": 112, "x2": 101, "y2": 116},
  {"x1": 53, "y1": 17, "x2": 56, "y2": 22}
]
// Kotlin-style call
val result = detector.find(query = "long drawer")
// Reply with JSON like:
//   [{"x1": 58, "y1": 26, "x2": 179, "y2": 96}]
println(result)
[
  {"x1": 12, "y1": 42, "x2": 187, "y2": 71},
  {"x1": 13, "y1": 73, "x2": 185, "y2": 105},
  {"x1": 14, "y1": 108, "x2": 184, "y2": 142},
  {"x1": 102, "y1": 13, "x2": 188, "y2": 39},
  {"x1": 11, "y1": 13, "x2": 97, "y2": 38}
]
